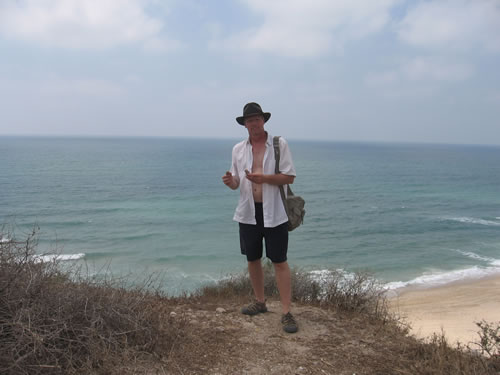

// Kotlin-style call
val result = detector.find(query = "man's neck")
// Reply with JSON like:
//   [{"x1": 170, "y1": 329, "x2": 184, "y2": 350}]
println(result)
[{"x1": 249, "y1": 131, "x2": 267, "y2": 146}]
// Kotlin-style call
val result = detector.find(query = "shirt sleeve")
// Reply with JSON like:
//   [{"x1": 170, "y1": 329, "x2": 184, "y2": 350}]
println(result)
[
  {"x1": 279, "y1": 137, "x2": 296, "y2": 177},
  {"x1": 229, "y1": 145, "x2": 241, "y2": 185}
]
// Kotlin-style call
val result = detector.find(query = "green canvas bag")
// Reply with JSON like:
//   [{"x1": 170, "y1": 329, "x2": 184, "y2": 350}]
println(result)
[{"x1": 273, "y1": 136, "x2": 305, "y2": 231}]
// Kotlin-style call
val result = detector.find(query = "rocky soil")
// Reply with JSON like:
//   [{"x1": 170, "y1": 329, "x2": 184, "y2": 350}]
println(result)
[{"x1": 160, "y1": 299, "x2": 419, "y2": 375}]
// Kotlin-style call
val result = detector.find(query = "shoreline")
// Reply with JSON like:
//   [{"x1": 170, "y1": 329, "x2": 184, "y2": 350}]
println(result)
[{"x1": 389, "y1": 274, "x2": 500, "y2": 345}]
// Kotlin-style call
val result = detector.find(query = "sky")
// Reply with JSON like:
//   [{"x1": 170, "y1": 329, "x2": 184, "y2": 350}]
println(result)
[{"x1": 0, "y1": 0, "x2": 499, "y2": 145}]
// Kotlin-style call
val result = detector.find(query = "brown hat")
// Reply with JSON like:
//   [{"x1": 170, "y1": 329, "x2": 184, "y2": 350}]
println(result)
[{"x1": 236, "y1": 102, "x2": 271, "y2": 125}]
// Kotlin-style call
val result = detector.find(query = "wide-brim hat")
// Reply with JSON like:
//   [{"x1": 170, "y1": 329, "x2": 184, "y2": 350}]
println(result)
[{"x1": 236, "y1": 102, "x2": 271, "y2": 125}]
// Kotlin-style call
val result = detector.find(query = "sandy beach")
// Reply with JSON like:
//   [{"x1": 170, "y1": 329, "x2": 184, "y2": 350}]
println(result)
[{"x1": 389, "y1": 274, "x2": 500, "y2": 345}]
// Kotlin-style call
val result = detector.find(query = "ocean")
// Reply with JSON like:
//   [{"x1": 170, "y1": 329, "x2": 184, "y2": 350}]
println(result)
[{"x1": 1, "y1": 136, "x2": 500, "y2": 295}]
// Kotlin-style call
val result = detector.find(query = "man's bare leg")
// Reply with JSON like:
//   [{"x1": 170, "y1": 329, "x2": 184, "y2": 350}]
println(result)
[
  {"x1": 273, "y1": 261, "x2": 292, "y2": 314},
  {"x1": 248, "y1": 259, "x2": 265, "y2": 302}
]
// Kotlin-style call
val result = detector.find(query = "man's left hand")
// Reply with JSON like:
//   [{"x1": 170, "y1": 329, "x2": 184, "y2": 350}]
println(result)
[{"x1": 246, "y1": 173, "x2": 264, "y2": 184}]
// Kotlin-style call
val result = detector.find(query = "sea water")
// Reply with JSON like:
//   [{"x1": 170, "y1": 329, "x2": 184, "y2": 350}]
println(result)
[{"x1": 1, "y1": 136, "x2": 499, "y2": 294}]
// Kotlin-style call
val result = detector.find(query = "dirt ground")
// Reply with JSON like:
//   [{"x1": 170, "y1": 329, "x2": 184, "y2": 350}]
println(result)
[{"x1": 156, "y1": 299, "x2": 418, "y2": 375}]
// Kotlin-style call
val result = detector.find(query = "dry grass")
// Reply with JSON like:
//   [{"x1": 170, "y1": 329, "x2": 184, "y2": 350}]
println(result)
[
  {"x1": 198, "y1": 261, "x2": 390, "y2": 321},
  {"x1": 2, "y1": 228, "x2": 499, "y2": 374},
  {"x1": 0, "y1": 228, "x2": 184, "y2": 375},
  {"x1": 474, "y1": 320, "x2": 500, "y2": 358},
  {"x1": 197, "y1": 261, "x2": 499, "y2": 374}
]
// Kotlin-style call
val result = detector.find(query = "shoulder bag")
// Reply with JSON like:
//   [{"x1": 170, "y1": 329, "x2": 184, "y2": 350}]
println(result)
[{"x1": 273, "y1": 136, "x2": 305, "y2": 231}]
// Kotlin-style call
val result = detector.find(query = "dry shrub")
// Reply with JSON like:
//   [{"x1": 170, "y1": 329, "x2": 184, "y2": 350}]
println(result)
[
  {"x1": 0, "y1": 229, "x2": 182, "y2": 375},
  {"x1": 394, "y1": 332, "x2": 493, "y2": 375},
  {"x1": 472, "y1": 320, "x2": 500, "y2": 372},
  {"x1": 3, "y1": 228, "x2": 497, "y2": 374},
  {"x1": 293, "y1": 269, "x2": 390, "y2": 320},
  {"x1": 474, "y1": 320, "x2": 500, "y2": 357},
  {"x1": 196, "y1": 261, "x2": 278, "y2": 301},
  {"x1": 197, "y1": 263, "x2": 500, "y2": 373},
  {"x1": 198, "y1": 261, "x2": 389, "y2": 320},
  {"x1": 196, "y1": 272, "x2": 253, "y2": 300}
]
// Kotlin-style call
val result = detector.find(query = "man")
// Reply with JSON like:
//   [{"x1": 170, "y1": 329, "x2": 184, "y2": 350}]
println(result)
[{"x1": 222, "y1": 102, "x2": 298, "y2": 334}]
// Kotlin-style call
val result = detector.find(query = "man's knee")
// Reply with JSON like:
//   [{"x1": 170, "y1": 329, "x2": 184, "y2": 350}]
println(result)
[{"x1": 272, "y1": 260, "x2": 289, "y2": 271}]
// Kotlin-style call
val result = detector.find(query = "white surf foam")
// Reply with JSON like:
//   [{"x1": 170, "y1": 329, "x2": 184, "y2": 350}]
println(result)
[
  {"x1": 307, "y1": 268, "x2": 382, "y2": 295},
  {"x1": 446, "y1": 217, "x2": 500, "y2": 227},
  {"x1": 34, "y1": 253, "x2": 85, "y2": 263},
  {"x1": 452, "y1": 249, "x2": 498, "y2": 263},
  {"x1": 308, "y1": 266, "x2": 500, "y2": 293},
  {"x1": 1, "y1": 237, "x2": 11, "y2": 243},
  {"x1": 309, "y1": 269, "x2": 356, "y2": 284},
  {"x1": 383, "y1": 265, "x2": 500, "y2": 291}
]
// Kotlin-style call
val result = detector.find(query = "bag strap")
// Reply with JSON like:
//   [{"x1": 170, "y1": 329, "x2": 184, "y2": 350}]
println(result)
[
  {"x1": 273, "y1": 136, "x2": 290, "y2": 218},
  {"x1": 273, "y1": 136, "x2": 294, "y2": 196},
  {"x1": 273, "y1": 136, "x2": 281, "y2": 174}
]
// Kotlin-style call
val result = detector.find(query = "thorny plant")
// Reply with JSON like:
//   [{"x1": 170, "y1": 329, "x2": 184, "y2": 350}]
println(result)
[
  {"x1": 474, "y1": 320, "x2": 500, "y2": 358},
  {"x1": 0, "y1": 227, "x2": 183, "y2": 375}
]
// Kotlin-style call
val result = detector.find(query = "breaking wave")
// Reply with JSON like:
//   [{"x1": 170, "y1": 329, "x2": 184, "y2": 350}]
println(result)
[{"x1": 34, "y1": 253, "x2": 85, "y2": 263}]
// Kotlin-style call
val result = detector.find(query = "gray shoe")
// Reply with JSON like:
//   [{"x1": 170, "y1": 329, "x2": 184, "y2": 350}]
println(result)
[
  {"x1": 281, "y1": 312, "x2": 298, "y2": 333},
  {"x1": 241, "y1": 301, "x2": 268, "y2": 316}
]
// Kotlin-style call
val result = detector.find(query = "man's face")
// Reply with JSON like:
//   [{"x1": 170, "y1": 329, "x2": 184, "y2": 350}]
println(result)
[{"x1": 244, "y1": 115, "x2": 265, "y2": 137}]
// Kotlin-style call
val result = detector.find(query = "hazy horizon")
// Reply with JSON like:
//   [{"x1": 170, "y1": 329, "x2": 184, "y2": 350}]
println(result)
[
  {"x1": 1, "y1": 1, "x2": 499, "y2": 145},
  {"x1": 3, "y1": 134, "x2": 500, "y2": 148}
]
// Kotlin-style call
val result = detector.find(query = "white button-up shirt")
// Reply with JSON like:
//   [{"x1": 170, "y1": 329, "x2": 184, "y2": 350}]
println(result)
[{"x1": 230, "y1": 133, "x2": 296, "y2": 227}]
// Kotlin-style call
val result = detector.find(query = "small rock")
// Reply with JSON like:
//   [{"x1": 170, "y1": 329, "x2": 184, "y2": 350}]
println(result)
[
  {"x1": 170, "y1": 312, "x2": 177, "y2": 318},
  {"x1": 189, "y1": 319, "x2": 199, "y2": 325},
  {"x1": 215, "y1": 326, "x2": 225, "y2": 332},
  {"x1": 216, "y1": 307, "x2": 226, "y2": 314}
]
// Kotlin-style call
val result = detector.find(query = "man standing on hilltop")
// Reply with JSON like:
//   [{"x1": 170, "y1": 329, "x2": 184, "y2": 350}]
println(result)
[{"x1": 222, "y1": 102, "x2": 298, "y2": 334}]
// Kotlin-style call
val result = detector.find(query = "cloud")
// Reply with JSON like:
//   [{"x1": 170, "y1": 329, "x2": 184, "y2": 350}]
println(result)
[
  {"x1": 215, "y1": 0, "x2": 400, "y2": 58},
  {"x1": 0, "y1": 75, "x2": 125, "y2": 97},
  {"x1": 0, "y1": 0, "x2": 176, "y2": 50},
  {"x1": 40, "y1": 78, "x2": 126, "y2": 96},
  {"x1": 365, "y1": 57, "x2": 474, "y2": 89},
  {"x1": 365, "y1": 71, "x2": 399, "y2": 87},
  {"x1": 397, "y1": 0, "x2": 500, "y2": 52},
  {"x1": 489, "y1": 92, "x2": 500, "y2": 106},
  {"x1": 401, "y1": 57, "x2": 474, "y2": 82}
]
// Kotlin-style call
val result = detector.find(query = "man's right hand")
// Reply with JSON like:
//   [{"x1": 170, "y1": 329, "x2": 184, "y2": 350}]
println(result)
[{"x1": 222, "y1": 171, "x2": 235, "y2": 189}]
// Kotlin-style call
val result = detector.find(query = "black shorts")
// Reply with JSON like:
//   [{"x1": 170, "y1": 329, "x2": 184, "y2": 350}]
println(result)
[{"x1": 239, "y1": 203, "x2": 288, "y2": 263}]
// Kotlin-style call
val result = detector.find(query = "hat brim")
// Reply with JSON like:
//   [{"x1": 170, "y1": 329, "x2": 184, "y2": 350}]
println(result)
[{"x1": 236, "y1": 112, "x2": 271, "y2": 126}]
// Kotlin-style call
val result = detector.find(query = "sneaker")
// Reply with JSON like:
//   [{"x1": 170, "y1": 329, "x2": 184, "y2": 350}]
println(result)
[
  {"x1": 241, "y1": 301, "x2": 268, "y2": 316},
  {"x1": 281, "y1": 312, "x2": 298, "y2": 333}
]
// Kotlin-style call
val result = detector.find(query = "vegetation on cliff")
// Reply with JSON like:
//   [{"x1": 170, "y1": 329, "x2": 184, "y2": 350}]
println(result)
[{"x1": 1, "y1": 229, "x2": 498, "y2": 374}]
